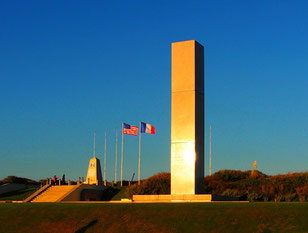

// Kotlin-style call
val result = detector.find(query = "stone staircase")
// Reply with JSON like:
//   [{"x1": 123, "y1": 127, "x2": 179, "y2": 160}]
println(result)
[{"x1": 31, "y1": 185, "x2": 76, "y2": 202}]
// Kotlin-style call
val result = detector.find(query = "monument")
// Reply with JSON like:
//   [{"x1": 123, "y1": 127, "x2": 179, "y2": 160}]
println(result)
[
  {"x1": 133, "y1": 40, "x2": 207, "y2": 201},
  {"x1": 171, "y1": 40, "x2": 204, "y2": 195},
  {"x1": 85, "y1": 156, "x2": 103, "y2": 185},
  {"x1": 132, "y1": 40, "x2": 238, "y2": 202},
  {"x1": 85, "y1": 133, "x2": 103, "y2": 185}
]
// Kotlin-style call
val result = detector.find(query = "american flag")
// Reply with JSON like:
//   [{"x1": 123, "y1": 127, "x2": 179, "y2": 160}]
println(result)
[{"x1": 123, "y1": 123, "x2": 138, "y2": 136}]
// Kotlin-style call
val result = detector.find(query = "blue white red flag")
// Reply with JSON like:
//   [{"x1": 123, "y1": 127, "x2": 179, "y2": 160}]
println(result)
[
  {"x1": 123, "y1": 123, "x2": 138, "y2": 136},
  {"x1": 140, "y1": 122, "x2": 155, "y2": 135}
]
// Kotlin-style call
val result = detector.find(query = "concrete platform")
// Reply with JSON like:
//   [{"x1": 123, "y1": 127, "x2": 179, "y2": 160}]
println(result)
[{"x1": 133, "y1": 194, "x2": 239, "y2": 202}]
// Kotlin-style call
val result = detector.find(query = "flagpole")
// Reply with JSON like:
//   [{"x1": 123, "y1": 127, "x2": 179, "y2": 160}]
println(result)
[
  {"x1": 115, "y1": 130, "x2": 118, "y2": 185},
  {"x1": 93, "y1": 132, "x2": 96, "y2": 158},
  {"x1": 138, "y1": 122, "x2": 141, "y2": 185},
  {"x1": 121, "y1": 123, "x2": 124, "y2": 187},
  {"x1": 104, "y1": 131, "x2": 107, "y2": 186},
  {"x1": 210, "y1": 124, "x2": 212, "y2": 176}
]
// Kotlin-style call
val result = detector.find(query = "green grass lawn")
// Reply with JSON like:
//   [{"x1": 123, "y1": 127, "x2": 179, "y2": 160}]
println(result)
[
  {"x1": 0, "y1": 188, "x2": 38, "y2": 201},
  {"x1": 0, "y1": 202, "x2": 307, "y2": 233}
]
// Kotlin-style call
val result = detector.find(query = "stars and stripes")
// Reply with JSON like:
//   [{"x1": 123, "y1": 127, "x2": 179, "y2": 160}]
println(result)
[{"x1": 123, "y1": 123, "x2": 138, "y2": 136}]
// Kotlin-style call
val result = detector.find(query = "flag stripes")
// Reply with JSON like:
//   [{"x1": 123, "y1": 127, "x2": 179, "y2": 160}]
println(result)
[
  {"x1": 123, "y1": 123, "x2": 138, "y2": 136},
  {"x1": 141, "y1": 122, "x2": 155, "y2": 135}
]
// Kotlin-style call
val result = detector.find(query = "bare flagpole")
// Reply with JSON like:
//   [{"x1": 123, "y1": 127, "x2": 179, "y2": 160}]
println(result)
[
  {"x1": 121, "y1": 123, "x2": 124, "y2": 187},
  {"x1": 115, "y1": 130, "x2": 118, "y2": 185},
  {"x1": 210, "y1": 124, "x2": 212, "y2": 176},
  {"x1": 138, "y1": 122, "x2": 141, "y2": 185},
  {"x1": 93, "y1": 132, "x2": 96, "y2": 158},
  {"x1": 104, "y1": 131, "x2": 107, "y2": 186}
]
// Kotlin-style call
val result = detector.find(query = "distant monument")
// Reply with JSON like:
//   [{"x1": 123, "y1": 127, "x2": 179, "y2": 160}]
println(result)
[
  {"x1": 85, "y1": 133, "x2": 103, "y2": 185},
  {"x1": 171, "y1": 40, "x2": 204, "y2": 194},
  {"x1": 251, "y1": 160, "x2": 257, "y2": 177},
  {"x1": 85, "y1": 157, "x2": 103, "y2": 185}
]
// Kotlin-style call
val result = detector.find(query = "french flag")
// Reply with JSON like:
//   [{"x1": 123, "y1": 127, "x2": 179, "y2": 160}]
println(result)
[{"x1": 140, "y1": 122, "x2": 155, "y2": 135}]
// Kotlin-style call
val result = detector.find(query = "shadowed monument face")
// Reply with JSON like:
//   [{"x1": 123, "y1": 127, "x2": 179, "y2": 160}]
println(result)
[{"x1": 171, "y1": 40, "x2": 204, "y2": 195}]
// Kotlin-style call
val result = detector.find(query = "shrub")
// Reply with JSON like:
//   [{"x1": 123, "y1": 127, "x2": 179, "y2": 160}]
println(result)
[
  {"x1": 247, "y1": 191, "x2": 263, "y2": 202},
  {"x1": 296, "y1": 185, "x2": 308, "y2": 202},
  {"x1": 126, "y1": 172, "x2": 170, "y2": 198},
  {"x1": 126, "y1": 170, "x2": 307, "y2": 202},
  {"x1": 205, "y1": 170, "x2": 307, "y2": 202}
]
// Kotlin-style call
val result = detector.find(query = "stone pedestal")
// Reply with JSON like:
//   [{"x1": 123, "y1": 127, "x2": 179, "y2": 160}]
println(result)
[{"x1": 132, "y1": 194, "x2": 239, "y2": 202}]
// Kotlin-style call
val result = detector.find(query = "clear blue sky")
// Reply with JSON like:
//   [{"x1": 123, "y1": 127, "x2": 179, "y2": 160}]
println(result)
[{"x1": 1, "y1": 1, "x2": 307, "y2": 181}]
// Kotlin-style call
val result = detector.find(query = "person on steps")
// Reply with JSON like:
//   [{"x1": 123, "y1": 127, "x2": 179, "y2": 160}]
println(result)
[{"x1": 62, "y1": 174, "x2": 65, "y2": 185}]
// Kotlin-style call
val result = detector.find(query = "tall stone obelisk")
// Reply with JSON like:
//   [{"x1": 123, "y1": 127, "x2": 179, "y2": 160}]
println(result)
[{"x1": 171, "y1": 40, "x2": 204, "y2": 195}]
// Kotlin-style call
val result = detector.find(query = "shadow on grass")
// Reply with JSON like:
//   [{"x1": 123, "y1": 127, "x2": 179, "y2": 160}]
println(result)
[
  {"x1": 0, "y1": 188, "x2": 38, "y2": 201},
  {"x1": 75, "y1": 219, "x2": 98, "y2": 233},
  {"x1": 101, "y1": 187, "x2": 121, "y2": 201}
]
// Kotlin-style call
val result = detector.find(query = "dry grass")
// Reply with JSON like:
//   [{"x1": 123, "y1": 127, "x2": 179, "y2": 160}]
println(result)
[{"x1": 0, "y1": 202, "x2": 307, "y2": 233}]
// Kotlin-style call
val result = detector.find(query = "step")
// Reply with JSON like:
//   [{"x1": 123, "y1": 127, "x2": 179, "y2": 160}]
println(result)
[{"x1": 31, "y1": 186, "x2": 76, "y2": 202}]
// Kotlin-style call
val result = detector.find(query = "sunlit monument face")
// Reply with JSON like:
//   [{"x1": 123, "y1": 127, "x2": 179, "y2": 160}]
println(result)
[
  {"x1": 85, "y1": 157, "x2": 103, "y2": 186},
  {"x1": 171, "y1": 40, "x2": 204, "y2": 195}
]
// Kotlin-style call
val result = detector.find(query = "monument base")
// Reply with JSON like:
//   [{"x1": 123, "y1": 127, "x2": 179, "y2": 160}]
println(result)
[{"x1": 132, "y1": 194, "x2": 239, "y2": 202}]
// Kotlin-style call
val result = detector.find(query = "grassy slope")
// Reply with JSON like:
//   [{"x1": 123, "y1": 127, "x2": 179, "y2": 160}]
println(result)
[
  {"x1": 0, "y1": 203, "x2": 307, "y2": 233},
  {"x1": 110, "y1": 186, "x2": 129, "y2": 200},
  {"x1": 0, "y1": 188, "x2": 38, "y2": 201}
]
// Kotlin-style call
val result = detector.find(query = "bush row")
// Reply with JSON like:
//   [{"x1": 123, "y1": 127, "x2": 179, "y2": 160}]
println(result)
[{"x1": 126, "y1": 170, "x2": 308, "y2": 202}]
